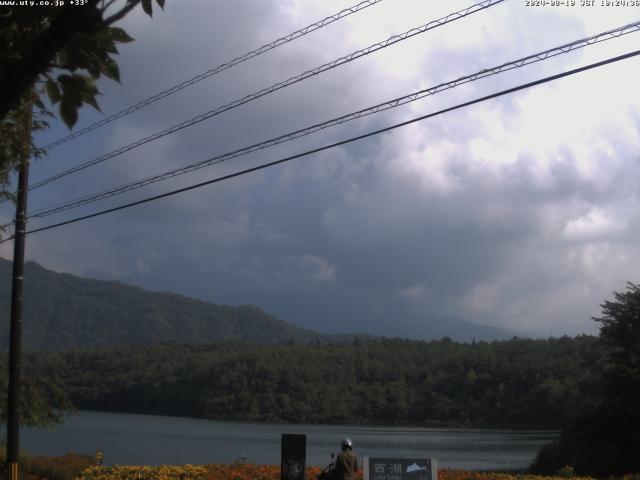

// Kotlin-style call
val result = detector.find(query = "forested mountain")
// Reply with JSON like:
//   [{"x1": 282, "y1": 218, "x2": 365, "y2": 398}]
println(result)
[
  {"x1": 22, "y1": 335, "x2": 603, "y2": 429},
  {"x1": 0, "y1": 258, "x2": 329, "y2": 349},
  {"x1": 0, "y1": 258, "x2": 513, "y2": 349}
]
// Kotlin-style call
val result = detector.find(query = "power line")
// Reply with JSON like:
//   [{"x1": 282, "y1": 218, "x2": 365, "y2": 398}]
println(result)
[
  {"x1": 2, "y1": 48, "x2": 637, "y2": 243},
  {"x1": 25, "y1": 0, "x2": 504, "y2": 193},
  {"x1": 40, "y1": 0, "x2": 386, "y2": 152},
  {"x1": 24, "y1": 20, "x2": 640, "y2": 221}
]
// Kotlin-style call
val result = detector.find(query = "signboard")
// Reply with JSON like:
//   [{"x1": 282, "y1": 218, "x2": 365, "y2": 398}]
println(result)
[
  {"x1": 281, "y1": 434, "x2": 306, "y2": 480},
  {"x1": 363, "y1": 458, "x2": 437, "y2": 480}
]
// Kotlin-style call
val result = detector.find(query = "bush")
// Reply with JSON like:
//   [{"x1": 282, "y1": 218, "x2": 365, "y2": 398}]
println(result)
[
  {"x1": 0, "y1": 453, "x2": 94, "y2": 480},
  {"x1": 25, "y1": 453, "x2": 94, "y2": 480},
  {"x1": 556, "y1": 466, "x2": 575, "y2": 478},
  {"x1": 530, "y1": 441, "x2": 574, "y2": 476}
]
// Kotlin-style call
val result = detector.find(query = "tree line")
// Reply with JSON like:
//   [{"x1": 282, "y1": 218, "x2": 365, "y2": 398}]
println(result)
[{"x1": 6, "y1": 335, "x2": 603, "y2": 430}]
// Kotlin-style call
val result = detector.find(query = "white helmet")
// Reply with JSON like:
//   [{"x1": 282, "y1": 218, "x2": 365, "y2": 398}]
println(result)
[{"x1": 341, "y1": 437, "x2": 353, "y2": 451}]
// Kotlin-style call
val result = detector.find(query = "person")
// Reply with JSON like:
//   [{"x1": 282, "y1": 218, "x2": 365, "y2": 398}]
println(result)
[{"x1": 333, "y1": 437, "x2": 359, "y2": 480}]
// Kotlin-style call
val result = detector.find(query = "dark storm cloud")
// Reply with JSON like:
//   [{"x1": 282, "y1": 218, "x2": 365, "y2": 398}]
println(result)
[{"x1": 4, "y1": 0, "x2": 640, "y2": 338}]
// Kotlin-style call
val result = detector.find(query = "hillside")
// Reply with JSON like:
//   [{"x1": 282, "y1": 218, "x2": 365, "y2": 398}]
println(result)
[
  {"x1": 0, "y1": 258, "x2": 329, "y2": 350},
  {"x1": 0, "y1": 258, "x2": 516, "y2": 349}
]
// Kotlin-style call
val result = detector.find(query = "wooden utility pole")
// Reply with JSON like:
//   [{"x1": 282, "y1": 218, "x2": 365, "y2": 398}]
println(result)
[
  {"x1": 6, "y1": 162, "x2": 29, "y2": 480},
  {"x1": 6, "y1": 92, "x2": 32, "y2": 480}
]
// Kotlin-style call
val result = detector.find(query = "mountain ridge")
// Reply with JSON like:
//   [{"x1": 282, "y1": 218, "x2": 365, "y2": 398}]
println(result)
[
  {"x1": 0, "y1": 257, "x2": 516, "y2": 350},
  {"x1": 0, "y1": 258, "x2": 331, "y2": 350}
]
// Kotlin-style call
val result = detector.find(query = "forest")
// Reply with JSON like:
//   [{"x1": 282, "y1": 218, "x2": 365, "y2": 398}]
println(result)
[{"x1": 10, "y1": 335, "x2": 603, "y2": 429}]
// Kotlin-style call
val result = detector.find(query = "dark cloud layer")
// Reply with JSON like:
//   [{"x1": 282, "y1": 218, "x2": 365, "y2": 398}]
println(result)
[{"x1": 3, "y1": 0, "x2": 640, "y2": 338}]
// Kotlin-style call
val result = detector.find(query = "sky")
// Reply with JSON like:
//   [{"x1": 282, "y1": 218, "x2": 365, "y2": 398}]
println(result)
[{"x1": 2, "y1": 0, "x2": 640, "y2": 338}]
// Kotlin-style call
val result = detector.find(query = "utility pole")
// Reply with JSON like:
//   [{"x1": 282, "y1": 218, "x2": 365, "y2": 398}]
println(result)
[
  {"x1": 6, "y1": 92, "x2": 32, "y2": 480},
  {"x1": 6, "y1": 162, "x2": 29, "y2": 480}
]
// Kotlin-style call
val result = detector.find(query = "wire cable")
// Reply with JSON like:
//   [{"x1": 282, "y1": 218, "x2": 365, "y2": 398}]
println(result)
[
  {"x1": 24, "y1": 20, "x2": 640, "y2": 221},
  {"x1": 40, "y1": 0, "x2": 386, "y2": 152},
  {"x1": 25, "y1": 0, "x2": 504, "y2": 193},
  {"x1": 1, "y1": 47, "x2": 636, "y2": 243}
]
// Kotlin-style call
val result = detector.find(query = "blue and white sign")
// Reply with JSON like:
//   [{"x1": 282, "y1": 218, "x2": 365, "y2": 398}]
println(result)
[{"x1": 363, "y1": 457, "x2": 437, "y2": 480}]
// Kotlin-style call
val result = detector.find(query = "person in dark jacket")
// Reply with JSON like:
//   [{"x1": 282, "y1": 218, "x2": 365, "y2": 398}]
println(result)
[{"x1": 334, "y1": 437, "x2": 359, "y2": 480}]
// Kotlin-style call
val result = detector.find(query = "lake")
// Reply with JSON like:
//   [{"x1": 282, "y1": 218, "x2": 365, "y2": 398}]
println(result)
[{"x1": 22, "y1": 411, "x2": 557, "y2": 471}]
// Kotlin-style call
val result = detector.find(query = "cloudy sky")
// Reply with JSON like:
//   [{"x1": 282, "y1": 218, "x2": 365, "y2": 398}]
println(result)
[{"x1": 2, "y1": 0, "x2": 640, "y2": 338}]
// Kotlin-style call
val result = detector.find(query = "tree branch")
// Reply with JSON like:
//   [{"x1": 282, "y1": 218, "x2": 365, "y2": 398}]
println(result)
[{"x1": 103, "y1": 0, "x2": 141, "y2": 27}]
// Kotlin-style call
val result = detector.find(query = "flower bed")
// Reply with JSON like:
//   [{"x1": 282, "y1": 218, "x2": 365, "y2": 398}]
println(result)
[
  {"x1": 438, "y1": 471, "x2": 594, "y2": 480},
  {"x1": 77, "y1": 464, "x2": 599, "y2": 480},
  {"x1": 80, "y1": 464, "x2": 208, "y2": 480}
]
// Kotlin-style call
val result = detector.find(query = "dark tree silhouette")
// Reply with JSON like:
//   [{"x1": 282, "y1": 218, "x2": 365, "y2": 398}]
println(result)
[{"x1": 532, "y1": 283, "x2": 640, "y2": 477}]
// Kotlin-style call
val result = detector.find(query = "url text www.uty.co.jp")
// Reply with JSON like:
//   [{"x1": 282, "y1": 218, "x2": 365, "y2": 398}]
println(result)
[{"x1": 0, "y1": 0, "x2": 88, "y2": 6}]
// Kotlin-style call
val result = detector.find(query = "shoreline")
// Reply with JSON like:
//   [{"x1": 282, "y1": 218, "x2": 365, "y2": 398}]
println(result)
[{"x1": 69, "y1": 408, "x2": 563, "y2": 433}]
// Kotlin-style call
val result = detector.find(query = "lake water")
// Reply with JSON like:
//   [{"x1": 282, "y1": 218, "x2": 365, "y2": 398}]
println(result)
[{"x1": 22, "y1": 411, "x2": 557, "y2": 471}]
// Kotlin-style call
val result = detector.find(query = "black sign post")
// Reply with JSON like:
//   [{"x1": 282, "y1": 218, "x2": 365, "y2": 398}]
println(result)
[
  {"x1": 363, "y1": 458, "x2": 437, "y2": 480},
  {"x1": 281, "y1": 434, "x2": 306, "y2": 480}
]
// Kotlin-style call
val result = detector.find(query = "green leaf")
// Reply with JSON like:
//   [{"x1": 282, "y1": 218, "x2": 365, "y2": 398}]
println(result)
[
  {"x1": 141, "y1": 0, "x2": 153, "y2": 17},
  {"x1": 33, "y1": 96, "x2": 47, "y2": 113},
  {"x1": 59, "y1": 73, "x2": 89, "y2": 101},
  {"x1": 85, "y1": 54, "x2": 102, "y2": 79},
  {"x1": 94, "y1": 29, "x2": 119, "y2": 53},
  {"x1": 55, "y1": 50, "x2": 76, "y2": 71},
  {"x1": 79, "y1": 75, "x2": 99, "y2": 95},
  {"x1": 93, "y1": 28, "x2": 113, "y2": 44},
  {"x1": 59, "y1": 99, "x2": 78, "y2": 129},
  {"x1": 102, "y1": 58, "x2": 121, "y2": 83},
  {"x1": 45, "y1": 80, "x2": 61, "y2": 104},
  {"x1": 57, "y1": 74, "x2": 75, "y2": 95},
  {"x1": 109, "y1": 27, "x2": 135, "y2": 44},
  {"x1": 60, "y1": 42, "x2": 90, "y2": 71},
  {"x1": 83, "y1": 95, "x2": 102, "y2": 113}
]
